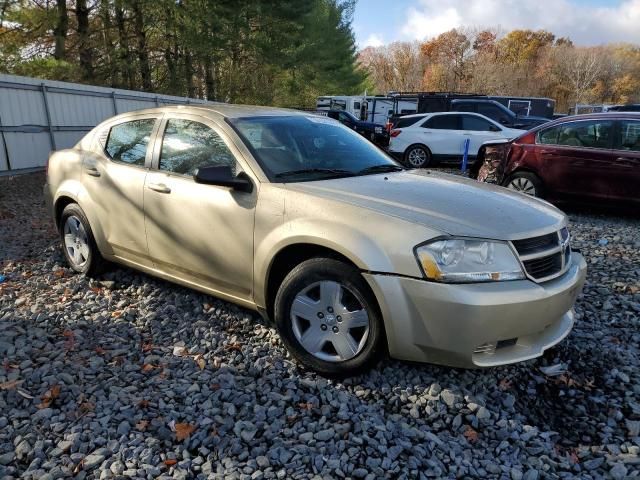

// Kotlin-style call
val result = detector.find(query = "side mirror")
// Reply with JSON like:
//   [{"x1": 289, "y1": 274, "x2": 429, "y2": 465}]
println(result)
[{"x1": 194, "y1": 165, "x2": 253, "y2": 192}]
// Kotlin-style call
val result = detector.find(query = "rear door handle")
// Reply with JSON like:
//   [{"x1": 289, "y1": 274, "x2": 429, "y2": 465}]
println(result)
[
  {"x1": 147, "y1": 182, "x2": 171, "y2": 194},
  {"x1": 85, "y1": 167, "x2": 101, "y2": 177}
]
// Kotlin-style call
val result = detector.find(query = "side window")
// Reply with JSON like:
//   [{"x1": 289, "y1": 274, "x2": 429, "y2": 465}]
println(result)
[
  {"x1": 477, "y1": 104, "x2": 504, "y2": 120},
  {"x1": 462, "y1": 115, "x2": 497, "y2": 132},
  {"x1": 537, "y1": 126, "x2": 560, "y2": 145},
  {"x1": 618, "y1": 120, "x2": 640, "y2": 151},
  {"x1": 338, "y1": 112, "x2": 351, "y2": 123},
  {"x1": 423, "y1": 115, "x2": 460, "y2": 130},
  {"x1": 105, "y1": 119, "x2": 156, "y2": 166},
  {"x1": 395, "y1": 116, "x2": 424, "y2": 128},
  {"x1": 557, "y1": 121, "x2": 612, "y2": 148},
  {"x1": 353, "y1": 101, "x2": 361, "y2": 111},
  {"x1": 159, "y1": 119, "x2": 236, "y2": 176}
]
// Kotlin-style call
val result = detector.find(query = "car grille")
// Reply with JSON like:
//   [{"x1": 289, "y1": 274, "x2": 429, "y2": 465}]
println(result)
[{"x1": 511, "y1": 228, "x2": 571, "y2": 282}]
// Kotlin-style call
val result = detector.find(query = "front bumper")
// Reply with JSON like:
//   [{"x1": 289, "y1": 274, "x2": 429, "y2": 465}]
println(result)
[{"x1": 363, "y1": 252, "x2": 587, "y2": 368}]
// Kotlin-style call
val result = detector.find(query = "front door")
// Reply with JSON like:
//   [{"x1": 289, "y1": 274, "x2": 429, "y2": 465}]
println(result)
[
  {"x1": 537, "y1": 119, "x2": 615, "y2": 200},
  {"x1": 460, "y1": 114, "x2": 503, "y2": 156},
  {"x1": 143, "y1": 114, "x2": 256, "y2": 302},
  {"x1": 82, "y1": 115, "x2": 159, "y2": 266}
]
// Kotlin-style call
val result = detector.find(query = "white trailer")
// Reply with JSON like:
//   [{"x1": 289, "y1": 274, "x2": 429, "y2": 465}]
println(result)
[{"x1": 316, "y1": 95, "x2": 416, "y2": 124}]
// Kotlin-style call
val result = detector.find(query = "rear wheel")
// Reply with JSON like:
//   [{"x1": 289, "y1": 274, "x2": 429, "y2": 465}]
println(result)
[
  {"x1": 505, "y1": 172, "x2": 542, "y2": 197},
  {"x1": 274, "y1": 258, "x2": 384, "y2": 376},
  {"x1": 59, "y1": 203, "x2": 105, "y2": 276},
  {"x1": 404, "y1": 145, "x2": 431, "y2": 168}
]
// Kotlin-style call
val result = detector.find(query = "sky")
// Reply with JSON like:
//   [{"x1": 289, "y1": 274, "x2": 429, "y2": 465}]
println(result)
[{"x1": 353, "y1": 0, "x2": 640, "y2": 48}]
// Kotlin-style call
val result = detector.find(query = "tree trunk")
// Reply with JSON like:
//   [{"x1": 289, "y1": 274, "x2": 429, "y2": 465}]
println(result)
[
  {"x1": 131, "y1": 0, "x2": 152, "y2": 91},
  {"x1": 184, "y1": 51, "x2": 195, "y2": 98},
  {"x1": 114, "y1": 1, "x2": 134, "y2": 89},
  {"x1": 76, "y1": 0, "x2": 93, "y2": 80},
  {"x1": 53, "y1": 0, "x2": 68, "y2": 60},
  {"x1": 100, "y1": 0, "x2": 116, "y2": 86},
  {"x1": 204, "y1": 56, "x2": 215, "y2": 100}
]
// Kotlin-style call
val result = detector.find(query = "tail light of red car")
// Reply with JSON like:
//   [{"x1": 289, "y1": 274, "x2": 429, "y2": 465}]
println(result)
[{"x1": 390, "y1": 129, "x2": 401, "y2": 138}]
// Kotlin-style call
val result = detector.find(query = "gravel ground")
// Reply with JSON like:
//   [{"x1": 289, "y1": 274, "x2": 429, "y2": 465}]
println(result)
[{"x1": 1, "y1": 171, "x2": 639, "y2": 480}]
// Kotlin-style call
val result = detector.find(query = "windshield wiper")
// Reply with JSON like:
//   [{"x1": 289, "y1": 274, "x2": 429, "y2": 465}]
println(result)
[
  {"x1": 357, "y1": 164, "x2": 405, "y2": 175},
  {"x1": 274, "y1": 168, "x2": 355, "y2": 179}
]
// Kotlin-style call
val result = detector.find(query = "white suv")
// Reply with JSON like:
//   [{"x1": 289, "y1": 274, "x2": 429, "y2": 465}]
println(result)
[{"x1": 389, "y1": 112, "x2": 526, "y2": 168}]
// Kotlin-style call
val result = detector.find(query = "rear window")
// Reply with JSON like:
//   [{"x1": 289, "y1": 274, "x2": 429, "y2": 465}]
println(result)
[
  {"x1": 105, "y1": 119, "x2": 156, "y2": 166},
  {"x1": 394, "y1": 116, "x2": 424, "y2": 128},
  {"x1": 618, "y1": 120, "x2": 640, "y2": 151},
  {"x1": 423, "y1": 115, "x2": 460, "y2": 130}
]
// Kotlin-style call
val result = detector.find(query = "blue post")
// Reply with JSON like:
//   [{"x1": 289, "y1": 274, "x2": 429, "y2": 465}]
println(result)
[{"x1": 461, "y1": 138, "x2": 470, "y2": 173}]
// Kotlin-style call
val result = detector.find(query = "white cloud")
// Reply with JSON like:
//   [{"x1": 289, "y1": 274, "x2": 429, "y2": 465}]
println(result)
[
  {"x1": 400, "y1": 0, "x2": 640, "y2": 45},
  {"x1": 362, "y1": 33, "x2": 386, "y2": 48}
]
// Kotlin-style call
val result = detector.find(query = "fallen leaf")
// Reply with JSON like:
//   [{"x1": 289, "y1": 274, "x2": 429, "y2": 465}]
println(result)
[
  {"x1": 298, "y1": 402, "x2": 314, "y2": 411},
  {"x1": 90, "y1": 287, "x2": 101, "y2": 294},
  {"x1": 498, "y1": 378, "x2": 512, "y2": 391},
  {"x1": 194, "y1": 355, "x2": 205, "y2": 371},
  {"x1": 111, "y1": 310, "x2": 122, "y2": 318},
  {"x1": 79, "y1": 401, "x2": 94, "y2": 413},
  {"x1": 211, "y1": 383, "x2": 221, "y2": 391},
  {"x1": 0, "y1": 379, "x2": 23, "y2": 390},
  {"x1": 568, "y1": 450, "x2": 580, "y2": 464},
  {"x1": 172, "y1": 346, "x2": 187, "y2": 357},
  {"x1": 138, "y1": 399, "x2": 150, "y2": 409},
  {"x1": 463, "y1": 425, "x2": 478, "y2": 443},
  {"x1": 141, "y1": 364, "x2": 155, "y2": 373},
  {"x1": 94, "y1": 346, "x2": 106, "y2": 355},
  {"x1": 225, "y1": 342, "x2": 242, "y2": 352},
  {"x1": 136, "y1": 420, "x2": 149, "y2": 431},
  {"x1": 175, "y1": 423, "x2": 196, "y2": 441},
  {"x1": 53, "y1": 270, "x2": 65, "y2": 278},
  {"x1": 39, "y1": 384, "x2": 61, "y2": 409},
  {"x1": 141, "y1": 342, "x2": 154, "y2": 353},
  {"x1": 164, "y1": 459, "x2": 178, "y2": 466}
]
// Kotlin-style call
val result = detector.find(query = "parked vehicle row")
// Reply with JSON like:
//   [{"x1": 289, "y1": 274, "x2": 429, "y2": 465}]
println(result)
[
  {"x1": 45, "y1": 104, "x2": 586, "y2": 376},
  {"x1": 472, "y1": 112, "x2": 640, "y2": 205},
  {"x1": 322, "y1": 109, "x2": 389, "y2": 146},
  {"x1": 388, "y1": 112, "x2": 525, "y2": 167}
]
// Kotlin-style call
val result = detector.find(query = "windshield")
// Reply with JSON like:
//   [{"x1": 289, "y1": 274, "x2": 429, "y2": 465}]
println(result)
[{"x1": 229, "y1": 115, "x2": 401, "y2": 182}]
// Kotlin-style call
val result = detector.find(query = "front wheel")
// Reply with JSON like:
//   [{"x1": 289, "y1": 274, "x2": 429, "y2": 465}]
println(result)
[
  {"x1": 504, "y1": 172, "x2": 543, "y2": 197},
  {"x1": 274, "y1": 258, "x2": 384, "y2": 376},
  {"x1": 404, "y1": 145, "x2": 431, "y2": 168}
]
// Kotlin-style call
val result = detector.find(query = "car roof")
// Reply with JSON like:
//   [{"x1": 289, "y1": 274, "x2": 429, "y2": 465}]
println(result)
[
  {"x1": 540, "y1": 111, "x2": 640, "y2": 128},
  {"x1": 109, "y1": 103, "x2": 311, "y2": 120}
]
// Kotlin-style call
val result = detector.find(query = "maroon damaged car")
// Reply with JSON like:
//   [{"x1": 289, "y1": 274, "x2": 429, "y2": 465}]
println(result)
[{"x1": 472, "y1": 113, "x2": 640, "y2": 205}]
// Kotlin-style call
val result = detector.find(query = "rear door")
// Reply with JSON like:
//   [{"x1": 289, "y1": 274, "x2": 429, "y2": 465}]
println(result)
[
  {"x1": 535, "y1": 119, "x2": 615, "y2": 200},
  {"x1": 613, "y1": 119, "x2": 640, "y2": 202},
  {"x1": 419, "y1": 114, "x2": 465, "y2": 157},
  {"x1": 82, "y1": 115, "x2": 160, "y2": 267}
]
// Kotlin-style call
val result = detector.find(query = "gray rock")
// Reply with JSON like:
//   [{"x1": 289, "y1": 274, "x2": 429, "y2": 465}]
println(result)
[
  {"x1": 314, "y1": 428, "x2": 334, "y2": 442},
  {"x1": 82, "y1": 452, "x2": 106, "y2": 471}
]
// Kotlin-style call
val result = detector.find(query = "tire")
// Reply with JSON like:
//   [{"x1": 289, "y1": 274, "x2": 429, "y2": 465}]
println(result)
[
  {"x1": 274, "y1": 258, "x2": 384, "y2": 376},
  {"x1": 404, "y1": 145, "x2": 431, "y2": 168},
  {"x1": 59, "y1": 203, "x2": 106, "y2": 276},
  {"x1": 503, "y1": 171, "x2": 543, "y2": 197}
]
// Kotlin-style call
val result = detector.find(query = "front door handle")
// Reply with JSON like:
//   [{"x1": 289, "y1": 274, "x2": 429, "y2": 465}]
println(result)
[
  {"x1": 147, "y1": 183, "x2": 171, "y2": 194},
  {"x1": 85, "y1": 167, "x2": 101, "y2": 177}
]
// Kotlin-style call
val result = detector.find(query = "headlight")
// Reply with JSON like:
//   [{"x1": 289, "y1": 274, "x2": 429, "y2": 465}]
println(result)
[
  {"x1": 374, "y1": 126, "x2": 383, "y2": 134},
  {"x1": 415, "y1": 238, "x2": 525, "y2": 283}
]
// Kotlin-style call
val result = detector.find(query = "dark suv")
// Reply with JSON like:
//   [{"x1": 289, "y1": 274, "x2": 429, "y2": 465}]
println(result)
[
  {"x1": 473, "y1": 112, "x2": 640, "y2": 205},
  {"x1": 325, "y1": 110, "x2": 389, "y2": 146}
]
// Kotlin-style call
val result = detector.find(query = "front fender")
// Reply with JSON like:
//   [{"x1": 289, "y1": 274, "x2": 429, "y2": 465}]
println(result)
[{"x1": 253, "y1": 217, "x2": 398, "y2": 309}]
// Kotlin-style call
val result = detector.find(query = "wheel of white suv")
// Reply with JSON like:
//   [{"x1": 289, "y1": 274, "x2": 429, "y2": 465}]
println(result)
[
  {"x1": 405, "y1": 145, "x2": 431, "y2": 168},
  {"x1": 274, "y1": 257, "x2": 384, "y2": 376},
  {"x1": 59, "y1": 203, "x2": 105, "y2": 276},
  {"x1": 505, "y1": 172, "x2": 543, "y2": 197}
]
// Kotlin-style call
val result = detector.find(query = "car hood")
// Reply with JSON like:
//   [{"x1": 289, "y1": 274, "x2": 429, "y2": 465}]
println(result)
[{"x1": 284, "y1": 170, "x2": 566, "y2": 240}]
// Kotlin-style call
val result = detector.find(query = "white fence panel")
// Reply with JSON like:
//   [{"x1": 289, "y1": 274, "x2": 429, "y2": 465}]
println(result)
[{"x1": 0, "y1": 73, "x2": 213, "y2": 173}]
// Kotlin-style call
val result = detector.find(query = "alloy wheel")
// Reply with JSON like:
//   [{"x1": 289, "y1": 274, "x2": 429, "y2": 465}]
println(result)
[
  {"x1": 407, "y1": 147, "x2": 428, "y2": 167},
  {"x1": 290, "y1": 280, "x2": 370, "y2": 362},
  {"x1": 63, "y1": 215, "x2": 90, "y2": 268},
  {"x1": 507, "y1": 177, "x2": 537, "y2": 196}
]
